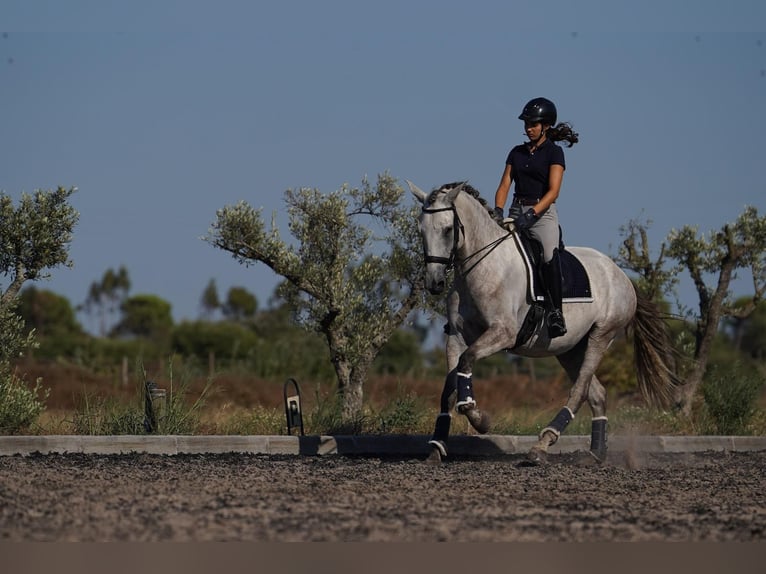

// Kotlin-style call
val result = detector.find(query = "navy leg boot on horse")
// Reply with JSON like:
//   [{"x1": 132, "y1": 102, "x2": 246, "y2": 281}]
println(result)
[
  {"x1": 455, "y1": 371, "x2": 476, "y2": 413},
  {"x1": 590, "y1": 417, "x2": 608, "y2": 462},
  {"x1": 428, "y1": 413, "x2": 451, "y2": 459},
  {"x1": 543, "y1": 250, "x2": 567, "y2": 338}
]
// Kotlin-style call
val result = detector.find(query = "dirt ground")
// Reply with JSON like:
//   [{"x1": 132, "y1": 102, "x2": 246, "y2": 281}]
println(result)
[{"x1": 1, "y1": 449, "x2": 764, "y2": 542}]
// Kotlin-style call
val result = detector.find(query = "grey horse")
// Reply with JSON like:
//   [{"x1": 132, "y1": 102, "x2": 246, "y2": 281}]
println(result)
[{"x1": 408, "y1": 181, "x2": 678, "y2": 464}]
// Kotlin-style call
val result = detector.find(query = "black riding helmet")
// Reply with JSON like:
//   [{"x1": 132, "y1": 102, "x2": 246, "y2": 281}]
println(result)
[{"x1": 518, "y1": 97, "x2": 557, "y2": 126}]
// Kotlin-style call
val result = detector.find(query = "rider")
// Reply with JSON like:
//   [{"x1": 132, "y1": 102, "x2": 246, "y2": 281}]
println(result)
[{"x1": 492, "y1": 97, "x2": 579, "y2": 338}]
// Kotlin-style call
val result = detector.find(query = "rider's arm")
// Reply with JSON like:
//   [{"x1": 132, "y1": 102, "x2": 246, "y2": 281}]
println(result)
[
  {"x1": 494, "y1": 164, "x2": 513, "y2": 209},
  {"x1": 534, "y1": 164, "x2": 563, "y2": 215}
]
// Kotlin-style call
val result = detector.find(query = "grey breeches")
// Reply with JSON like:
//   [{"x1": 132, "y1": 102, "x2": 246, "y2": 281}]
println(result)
[{"x1": 509, "y1": 203, "x2": 561, "y2": 262}]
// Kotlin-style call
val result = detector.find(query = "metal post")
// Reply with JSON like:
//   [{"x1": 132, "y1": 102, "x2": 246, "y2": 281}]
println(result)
[
  {"x1": 283, "y1": 378, "x2": 304, "y2": 436},
  {"x1": 143, "y1": 380, "x2": 166, "y2": 434}
]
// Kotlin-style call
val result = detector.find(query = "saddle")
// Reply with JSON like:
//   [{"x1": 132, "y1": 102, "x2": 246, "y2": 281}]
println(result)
[
  {"x1": 514, "y1": 229, "x2": 593, "y2": 303},
  {"x1": 510, "y1": 229, "x2": 593, "y2": 349}
]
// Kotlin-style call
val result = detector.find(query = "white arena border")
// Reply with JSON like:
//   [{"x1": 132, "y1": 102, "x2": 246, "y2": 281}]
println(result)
[{"x1": 1, "y1": 434, "x2": 765, "y2": 457}]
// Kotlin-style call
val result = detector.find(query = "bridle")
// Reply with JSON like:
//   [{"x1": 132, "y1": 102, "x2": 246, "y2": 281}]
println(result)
[
  {"x1": 420, "y1": 205, "x2": 462, "y2": 270},
  {"x1": 421, "y1": 204, "x2": 512, "y2": 274}
]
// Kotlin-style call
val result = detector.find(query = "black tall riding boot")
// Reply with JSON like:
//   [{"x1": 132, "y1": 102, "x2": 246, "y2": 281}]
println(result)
[{"x1": 543, "y1": 250, "x2": 567, "y2": 338}]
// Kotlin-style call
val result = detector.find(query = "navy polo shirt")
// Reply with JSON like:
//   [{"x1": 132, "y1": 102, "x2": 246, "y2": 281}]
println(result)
[{"x1": 505, "y1": 138, "x2": 565, "y2": 201}]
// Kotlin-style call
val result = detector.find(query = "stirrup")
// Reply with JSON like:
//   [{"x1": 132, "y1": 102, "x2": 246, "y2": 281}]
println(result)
[{"x1": 547, "y1": 310, "x2": 567, "y2": 338}]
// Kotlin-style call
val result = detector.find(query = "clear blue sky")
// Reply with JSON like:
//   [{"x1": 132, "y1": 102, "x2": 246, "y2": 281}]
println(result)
[{"x1": 1, "y1": 1, "x2": 764, "y2": 333}]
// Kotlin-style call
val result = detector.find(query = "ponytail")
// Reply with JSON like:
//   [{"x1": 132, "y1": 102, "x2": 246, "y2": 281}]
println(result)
[{"x1": 546, "y1": 122, "x2": 579, "y2": 147}]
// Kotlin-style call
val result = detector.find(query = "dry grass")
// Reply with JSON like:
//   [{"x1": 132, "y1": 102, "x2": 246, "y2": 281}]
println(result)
[{"x1": 13, "y1": 358, "x2": 766, "y2": 436}]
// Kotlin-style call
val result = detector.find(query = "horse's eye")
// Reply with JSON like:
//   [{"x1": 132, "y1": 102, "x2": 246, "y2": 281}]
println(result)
[{"x1": 443, "y1": 227, "x2": 453, "y2": 236}]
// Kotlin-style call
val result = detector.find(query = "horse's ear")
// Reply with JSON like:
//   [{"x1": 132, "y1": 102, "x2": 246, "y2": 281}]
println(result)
[
  {"x1": 446, "y1": 181, "x2": 467, "y2": 201},
  {"x1": 406, "y1": 180, "x2": 427, "y2": 204}
]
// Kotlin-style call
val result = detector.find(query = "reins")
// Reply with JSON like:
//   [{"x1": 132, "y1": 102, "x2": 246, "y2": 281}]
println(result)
[{"x1": 421, "y1": 204, "x2": 513, "y2": 275}]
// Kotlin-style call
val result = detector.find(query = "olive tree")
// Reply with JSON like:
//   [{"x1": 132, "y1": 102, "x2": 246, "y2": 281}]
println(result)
[
  {"x1": 205, "y1": 174, "x2": 431, "y2": 422},
  {"x1": 616, "y1": 206, "x2": 766, "y2": 415},
  {"x1": 0, "y1": 187, "x2": 79, "y2": 431}
]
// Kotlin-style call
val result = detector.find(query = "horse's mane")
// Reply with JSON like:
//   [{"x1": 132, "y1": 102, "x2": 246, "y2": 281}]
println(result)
[{"x1": 427, "y1": 181, "x2": 491, "y2": 213}]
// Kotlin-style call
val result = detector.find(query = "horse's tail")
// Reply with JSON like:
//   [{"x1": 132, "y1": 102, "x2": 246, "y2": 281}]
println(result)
[{"x1": 630, "y1": 283, "x2": 681, "y2": 408}]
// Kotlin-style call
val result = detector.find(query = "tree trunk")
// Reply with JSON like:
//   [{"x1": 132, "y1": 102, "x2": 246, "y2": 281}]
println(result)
[
  {"x1": 675, "y1": 258, "x2": 735, "y2": 416},
  {"x1": 332, "y1": 357, "x2": 365, "y2": 427},
  {"x1": 675, "y1": 362, "x2": 705, "y2": 417}
]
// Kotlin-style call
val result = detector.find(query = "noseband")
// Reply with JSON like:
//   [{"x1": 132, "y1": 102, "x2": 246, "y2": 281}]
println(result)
[{"x1": 421, "y1": 205, "x2": 463, "y2": 270}]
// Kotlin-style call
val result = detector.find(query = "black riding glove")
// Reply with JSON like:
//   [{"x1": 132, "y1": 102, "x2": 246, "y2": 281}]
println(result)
[
  {"x1": 513, "y1": 208, "x2": 538, "y2": 230},
  {"x1": 491, "y1": 207, "x2": 504, "y2": 224}
]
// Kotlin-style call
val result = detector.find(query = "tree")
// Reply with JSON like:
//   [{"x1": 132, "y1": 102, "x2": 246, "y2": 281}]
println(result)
[
  {"x1": 738, "y1": 301, "x2": 766, "y2": 360},
  {"x1": 205, "y1": 174, "x2": 432, "y2": 422},
  {"x1": 616, "y1": 206, "x2": 766, "y2": 414},
  {"x1": 200, "y1": 278, "x2": 220, "y2": 319},
  {"x1": 111, "y1": 294, "x2": 173, "y2": 342},
  {"x1": 17, "y1": 287, "x2": 85, "y2": 358},
  {"x1": 0, "y1": 187, "x2": 79, "y2": 304},
  {"x1": 0, "y1": 187, "x2": 79, "y2": 431},
  {"x1": 222, "y1": 286, "x2": 257, "y2": 322},
  {"x1": 81, "y1": 265, "x2": 131, "y2": 336}
]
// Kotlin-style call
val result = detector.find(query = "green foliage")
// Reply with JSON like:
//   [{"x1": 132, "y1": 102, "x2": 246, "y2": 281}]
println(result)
[
  {"x1": 701, "y1": 365, "x2": 764, "y2": 435},
  {"x1": 171, "y1": 320, "x2": 259, "y2": 362},
  {"x1": 615, "y1": 216, "x2": 681, "y2": 302},
  {"x1": 18, "y1": 286, "x2": 83, "y2": 337},
  {"x1": 615, "y1": 206, "x2": 766, "y2": 413},
  {"x1": 372, "y1": 328, "x2": 423, "y2": 376},
  {"x1": 666, "y1": 206, "x2": 766, "y2": 323},
  {"x1": 0, "y1": 187, "x2": 79, "y2": 290},
  {"x1": 222, "y1": 286, "x2": 257, "y2": 321},
  {"x1": 200, "y1": 278, "x2": 220, "y2": 319},
  {"x1": 205, "y1": 173, "x2": 437, "y2": 420},
  {"x1": 69, "y1": 337, "x2": 165, "y2": 376},
  {"x1": 737, "y1": 300, "x2": 766, "y2": 360},
  {"x1": 306, "y1": 390, "x2": 366, "y2": 435},
  {"x1": 594, "y1": 335, "x2": 636, "y2": 395},
  {"x1": 71, "y1": 361, "x2": 213, "y2": 435},
  {"x1": 219, "y1": 406, "x2": 285, "y2": 435},
  {"x1": 71, "y1": 393, "x2": 146, "y2": 435},
  {"x1": 152, "y1": 367, "x2": 214, "y2": 435},
  {"x1": 374, "y1": 385, "x2": 430, "y2": 434},
  {"x1": 80, "y1": 265, "x2": 130, "y2": 336},
  {"x1": 112, "y1": 293, "x2": 174, "y2": 340},
  {"x1": 0, "y1": 373, "x2": 48, "y2": 434},
  {"x1": 0, "y1": 186, "x2": 78, "y2": 433}
]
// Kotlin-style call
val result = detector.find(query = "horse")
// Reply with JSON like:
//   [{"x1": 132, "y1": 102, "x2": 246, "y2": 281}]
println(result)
[{"x1": 407, "y1": 180, "x2": 679, "y2": 464}]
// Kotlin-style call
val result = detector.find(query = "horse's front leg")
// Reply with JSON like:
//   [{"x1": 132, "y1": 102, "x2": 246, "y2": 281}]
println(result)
[
  {"x1": 428, "y1": 324, "x2": 513, "y2": 463},
  {"x1": 426, "y1": 328, "x2": 463, "y2": 463}
]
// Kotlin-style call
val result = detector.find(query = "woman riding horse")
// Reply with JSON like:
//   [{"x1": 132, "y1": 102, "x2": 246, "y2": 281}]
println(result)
[
  {"x1": 493, "y1": 97, "x2": 579, "y2": 339},
  {"x1": 409, "y1": 181, "x2": 678, "y2": 464}
]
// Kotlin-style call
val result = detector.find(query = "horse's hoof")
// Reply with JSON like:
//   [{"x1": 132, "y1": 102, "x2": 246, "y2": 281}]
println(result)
[
  {"x1": 589, "y1": 448, "x2": 607, "y2": 464},
  {"x1": 426, "y1": 442, "x2": 445, "y2": 465},
  {"x1": 572, "y1": 450, "x2": 602, "y2": 466},
  {"x1": 465, "y1": 408, "x2": 491, "y2": 434},
  {"x1": 523, "y1": 447, "x2": 548, "y2": 466}
]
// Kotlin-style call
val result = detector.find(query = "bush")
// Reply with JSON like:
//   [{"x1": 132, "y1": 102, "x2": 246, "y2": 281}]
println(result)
[
  {"x1": 0, "y1": 374, "x2": 48, "y2": 434},
  {"x1": 701, "y1": 365, "x2": 764, "y2": 435},
  {"x1": 70, "y1": 360, "x2": 213, "y2": 435}
]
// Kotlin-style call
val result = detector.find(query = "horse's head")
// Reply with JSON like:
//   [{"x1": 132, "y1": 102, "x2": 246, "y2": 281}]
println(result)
[{"x1": 407, "y1": 180, "x2": 466, "y2": 294}]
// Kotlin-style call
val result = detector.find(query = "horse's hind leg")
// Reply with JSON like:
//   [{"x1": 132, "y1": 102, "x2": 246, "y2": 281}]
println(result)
[
  {"x1": 528, "y1": 333, "x2": 609, "y2": 463},
  {"x1": 587, "y1": 376, "x2": 608, "y2": 462}
]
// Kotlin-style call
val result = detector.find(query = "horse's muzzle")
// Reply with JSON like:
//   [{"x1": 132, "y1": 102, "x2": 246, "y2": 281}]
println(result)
[{"x1": 426, "y1": 274, "x2": 447, "y2": 294}]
